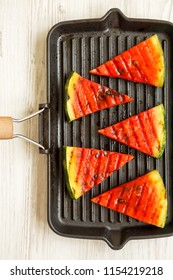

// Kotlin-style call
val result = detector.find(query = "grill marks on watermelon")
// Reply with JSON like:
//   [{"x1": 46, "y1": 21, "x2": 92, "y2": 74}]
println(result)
[
  {"x1": 90, "y1": 34, "x2": 165, "y2": 87},
  {"x1": 63, "y1": 146, "x2": 134, "y2": 199},
  {"x1": 91, "y1": 170, "x2": 167, "y2": 228},
  {"x1": 98, "y1": 104, "x2": 166, "y2": 158},
  {"x1": 65, "y1": 71, "x2": 133, "y2": 121}
]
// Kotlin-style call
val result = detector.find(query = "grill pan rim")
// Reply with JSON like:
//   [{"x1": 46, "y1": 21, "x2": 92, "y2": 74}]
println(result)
[{"x1": 47, "y1": 8, "x2": 173, "y2": 249}]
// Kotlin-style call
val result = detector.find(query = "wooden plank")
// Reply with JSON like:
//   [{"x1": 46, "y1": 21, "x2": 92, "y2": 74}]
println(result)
[{"x1": 0, "y1": 0, "x2": 173, "y2": 260}]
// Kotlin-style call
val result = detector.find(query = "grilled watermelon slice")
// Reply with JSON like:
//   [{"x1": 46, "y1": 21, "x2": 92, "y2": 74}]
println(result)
[
  {"x1": 90, "y1": 34, "x2": 165, "y2": 87},
  {"x1": 65, "y1": 71, "x2": 133, "y2": 122},
  {"x1": 98, "y1": 104, "x2": 166, "y2": 158},
  {"x1": 91, "y1": 170, "x2": 167, "y2": 228},
  {"x1": 63, "y1": 146, "x2": 134, "y2": 199}
]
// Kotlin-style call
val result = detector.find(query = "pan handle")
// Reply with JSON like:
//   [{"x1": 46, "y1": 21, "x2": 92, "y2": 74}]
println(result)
[{"x1": 0, "y1": 104, "x2": 50, "y2": 154}]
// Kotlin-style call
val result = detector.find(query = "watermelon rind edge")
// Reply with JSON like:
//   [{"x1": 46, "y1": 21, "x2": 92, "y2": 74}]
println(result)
[
  {"x1": 154, "y1": 34, "x2": 165, "y2": 88},
  {"x1": 157, "y1": 104, "x2": 166, "y2": 159},
  {"x1": 64, "y1": 71, "x2": 75, "y2": 122},
  {"x1": 63, "y1": 146, "x2": 76, "y2": 199}
]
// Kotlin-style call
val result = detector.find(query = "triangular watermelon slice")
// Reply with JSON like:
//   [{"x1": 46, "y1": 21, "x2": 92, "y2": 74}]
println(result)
[
  {"x1": 63, "y1": 146, "x2": 134, "y2": 199},
  {"x1": 65, "y1": 71, "x2": 133, "y2": 122},
  {"x1": 90, "y1": 34, "x2": 165, "y2": 87},
  {"x1": 91, "y1": 170, "x2": 167, "y2": 228},
  {"x1": 98, "y1": 104, "x2": 166, "y2": 158}
]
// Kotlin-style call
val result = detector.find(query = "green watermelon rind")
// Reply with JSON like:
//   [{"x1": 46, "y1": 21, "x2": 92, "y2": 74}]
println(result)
[
  {"x1": 64, "y1": 71, "x2": 75, "y2": 122},
  {"x1": 157, "y1": 104, "x2": 166, "y2": 159},
  {"x1": 63, "y1": 146, "x2": 77, "y2": 199},
  {"x1": 154, "y1": 35, "x2": 165, "y2": 87}
]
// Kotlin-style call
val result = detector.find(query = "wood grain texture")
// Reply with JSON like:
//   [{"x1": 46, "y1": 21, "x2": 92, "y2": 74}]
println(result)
[{"x1": 0, "y1": 0, "x2": 173, "y2": 260}]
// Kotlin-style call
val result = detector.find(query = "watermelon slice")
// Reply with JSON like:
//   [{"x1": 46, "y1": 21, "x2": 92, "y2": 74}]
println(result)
[
  {"x1": 63, "y1": 146, "x2": 134, "y2": 199},
  {"x1": 98, "y1": 104, "x2": 166, "y2": 158},
  {"x1": 91, "y1": 170, "x2": 167, "y2": 228},
  {"x1": 65, "y1": 71, "x2": 133, "y2": 122},
  {"x1": 90, "y1": 34, "x2": 165, "y2": 87}
]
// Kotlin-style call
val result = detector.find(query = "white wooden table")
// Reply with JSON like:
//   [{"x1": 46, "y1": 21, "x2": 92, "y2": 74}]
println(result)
[{"x1": 0, "y1": 0, "x2": 173, "y2": 260}]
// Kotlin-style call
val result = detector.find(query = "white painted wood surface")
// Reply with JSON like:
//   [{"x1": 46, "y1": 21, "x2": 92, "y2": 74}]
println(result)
[{"x1": 0, "y1": 0, "x2": 173, "y2": 260}]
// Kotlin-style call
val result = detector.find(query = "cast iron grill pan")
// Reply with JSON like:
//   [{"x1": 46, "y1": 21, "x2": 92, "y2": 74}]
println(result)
[{"x1": 47, "y1": 9, "x2": 173, "y2": 249}]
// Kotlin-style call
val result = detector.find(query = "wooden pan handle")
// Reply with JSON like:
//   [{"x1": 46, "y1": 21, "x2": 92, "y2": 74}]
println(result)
[{"x1": 0, "y1": 117, "x2": 13, "y2": 139}]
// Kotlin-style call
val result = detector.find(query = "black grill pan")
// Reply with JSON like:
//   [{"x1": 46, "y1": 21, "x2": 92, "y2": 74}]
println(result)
[{"x1": 46, "y1": 8, "x2": 173, "y2": 249}]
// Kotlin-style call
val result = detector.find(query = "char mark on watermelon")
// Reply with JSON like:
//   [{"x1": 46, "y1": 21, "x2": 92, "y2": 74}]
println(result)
[
  {"x1": 91, "y1": 170, "x2": 167, "y2": 228},
  {"x1": 65, "y1": 71, "x2": 133, "y2": 122},
  {"x1": 63, "y1": 146, "x2": 134, "y2": 199},
  {"x1": 90, "y1": 34, "x2": 165, "y2": 87}
]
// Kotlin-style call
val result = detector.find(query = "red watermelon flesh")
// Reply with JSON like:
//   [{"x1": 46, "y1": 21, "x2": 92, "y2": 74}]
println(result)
[
  {"x1": 63, "y1": 146, "x2": 134, "y2": 199},
  {"x1": 90, "y1": 35, "x2": 165, "y2": 87},
  {"x1": 98, "y1": 104, "x2": 166, "y2": 158},
  {"x1": 91, "y1": 170, "x2": 167, "y2": 228},
  {"x1": 65, "y1": 71, "x2": 133, "y2": 121}
]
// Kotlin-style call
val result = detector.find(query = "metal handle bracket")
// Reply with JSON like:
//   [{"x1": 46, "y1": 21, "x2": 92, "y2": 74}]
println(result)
[{"x1": 0, "y1": 104, "x2": 50, "y2": 154}]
